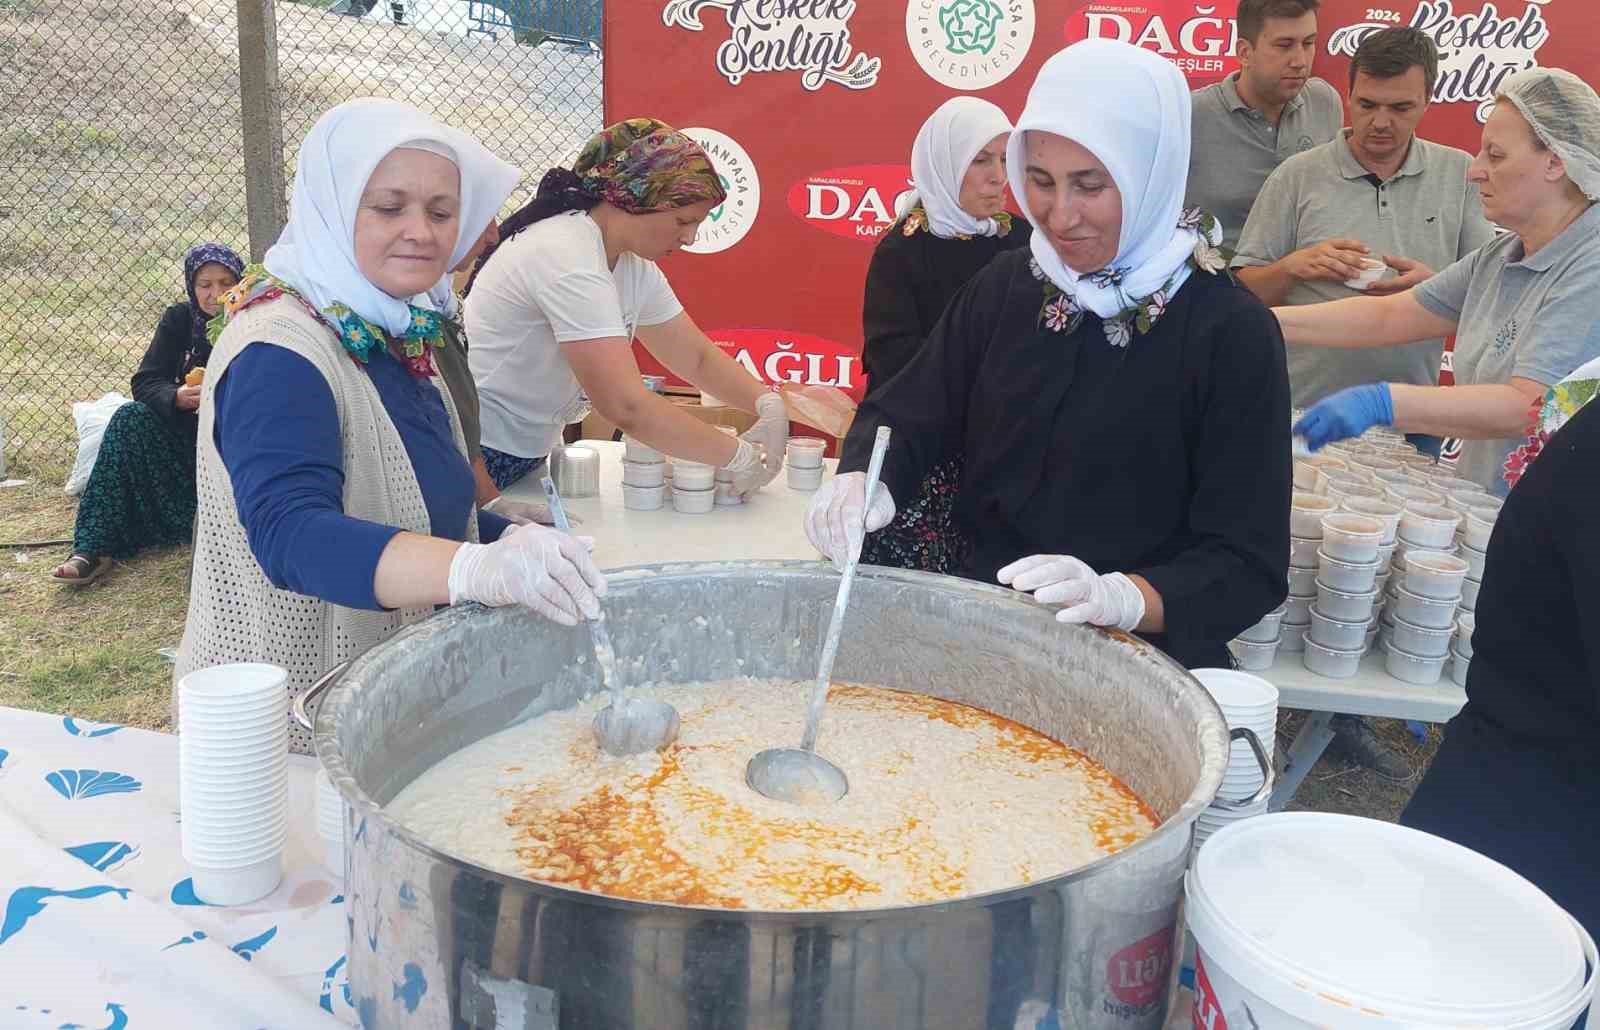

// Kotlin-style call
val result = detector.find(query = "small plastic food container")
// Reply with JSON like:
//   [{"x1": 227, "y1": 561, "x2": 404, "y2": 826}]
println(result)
[
  {"x1": 1230, "y1": 636, "x2": 1280, "y2": 671},
  {"x1": 1287, "y1": 565, "x2": 1318, "y2": 596},
  {"x1": 1460, "y1": 575, "x2": 1482, "y2": 612},
  {"x1": 1385, "y1": 483, "x2": 1447, "y2": 510},
  {"x1": 1373, "y1": 569, "x2": 1391, "y2": 597},
  {"x1": 1398, "y1": 502, "x2": 1461, "y2": 549},
  {"x1": 621, "y1": 459, "x2": 666, "y2": 488},
  {"x1": 1392, "y1": 582, "x2": 1459, "y2": 630},
  {"x1": 622, "y1": 435, "x2": 663, "y2": 463},
  {"x1": 1314, "y1": 580, "x2": 1377, "y2": 622},
  {"x1": 1347, "y1": 454, "x2": 1402, "y2": 477},
  {"x1": 1400, "y1": 453, "x2": 1438, "y2": 470},
  {"x1": 1288, "y1": 535, "x2": 1321, "y2": 570},
  {"x1": 1283, "y1": 593, "x2": 1314, "y2": 625},
  {"x1": 1459, "y1": 540, "x2": 1488, "y2": 580},
  {"x1": 672, "y1": 485, "x2": 715, "y2": 514},
  {"x1": 621, "y1": 483, "x2": 665, "y2": 511},
  {"x1": 1303, "y1": 638, "x2": 1364, "y2": 679},
  {"x1": 1316, "y1": 548, "x2": 1379, "y2": 593},
  {"x1": 1370, "y1": 467, "x2": 1412, "y2": 490},
  {"x1": 714, "y1": 482, "x2": 745, "y2": 507},
  {"x1": 787, "y1": 463, "x2": 825, "y2": 491},
  {"x1": 672, "y1": 460, "x2": 716, "y2": 490},
  {"x1": 1456, "y1": 612, "x2": 1476, "y2": 659},
  {"x1": 786, "y1": 437, "x2": 826, "y2": 469},
  {"x1": 1340, "y1": 496, "x2": 1402, "y2": 545},
  {"x1": 1290, "y1": 493, "x2": 1336, "y2": 537},
  {"x1": 1292, "y1": 461, "x2": 1318, "y2": 492},
  {"x1": 1279, "y1": 621, "x2": 1310, "y2": 653},
  {"x1": 1364, "y1": 620, "x2": 1381, "y2": 654},
  {"x1": 1239, "y1": 604, "x2": 1286, "y2": 644},
  {"x1": 1461, "y1": 504, "x2": 1499, "y2": 551},
  {"x1": 1450, "y1": 646, "x2": 1471, "y2": 687},
  {"x1": 1320, "y1": 513, "x2": 1383, "y2": 563},
  {"x1": 1388, "y1": 613, "x2": 1455, "y2": 659},
  {"x1": 1343, "y1": 256, "x2": 1387, "y2": 290},
  {"x1": 1376, "y1": 540, "x2": 1397, "y2": 572},
  {"x1": 1384, "y1": 640, "x2": 1447, "y2": 685},
  {"x1": 1402, "y1": 552, "x2": 1470, "y2": 600},
  {"x1": 1308, "y1": 606, "x2": 1369, "y2": 651}
]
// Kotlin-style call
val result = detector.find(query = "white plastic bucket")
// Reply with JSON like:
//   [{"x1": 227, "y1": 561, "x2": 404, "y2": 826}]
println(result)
[{"x1": 1186, "y1": 812, "x2": 1595, "y2": 1028}]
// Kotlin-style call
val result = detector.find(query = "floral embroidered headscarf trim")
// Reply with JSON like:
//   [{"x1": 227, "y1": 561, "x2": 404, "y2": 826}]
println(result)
[{"x1": 1503, "y1": 356, "x2": 1600, "y2": 488}]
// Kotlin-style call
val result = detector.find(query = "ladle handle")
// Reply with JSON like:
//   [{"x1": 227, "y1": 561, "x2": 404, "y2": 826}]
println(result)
[
  {"x1": 799, "y1": 425, "x2": 892, "y2": 752},
  {"x1": 541, "y1": 476, "x2": 619, "y2": 700}
]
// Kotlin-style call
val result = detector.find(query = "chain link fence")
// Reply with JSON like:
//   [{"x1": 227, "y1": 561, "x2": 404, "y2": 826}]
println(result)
[{"x1": 0, "y1": 0, "x2": 602, "y2": 476}]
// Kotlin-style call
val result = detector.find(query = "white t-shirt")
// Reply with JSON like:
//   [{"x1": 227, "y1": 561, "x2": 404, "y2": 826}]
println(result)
[{"x1": 465, "y1": 210, "x2": 683, "y2": 458}]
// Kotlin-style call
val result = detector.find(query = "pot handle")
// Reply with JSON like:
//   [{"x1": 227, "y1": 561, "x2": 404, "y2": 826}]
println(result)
[
  {"x1": 1210, "y1": 726, "x2": 1275, "y2": 810},
  {"x1": 291, "y1": 660, "x2": 350, "y2": 733}
]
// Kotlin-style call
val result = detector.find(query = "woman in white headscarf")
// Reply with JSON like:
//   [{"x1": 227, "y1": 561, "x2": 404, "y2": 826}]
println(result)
[
  {"x1": 807, "y1": 40, "x2": 1291, "y2": 669},
  {"x1": 176, "y1": 98, "x2": 606, "y2": 752},
  {"x1": 857, "y1": 96, "x2": 1031, "y2": 573},
  {"x1": 1283, "y1": 67, "x2": 1600, "y2": 496}
]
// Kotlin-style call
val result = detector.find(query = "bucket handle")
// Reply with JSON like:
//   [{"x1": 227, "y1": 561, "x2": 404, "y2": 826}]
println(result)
[
  {"x1": 1211, "y1": 727, "x2": 1275, "y2": 810},
  {"x1": 291, "y1": 660, "x2": 350, "y2": 733}
]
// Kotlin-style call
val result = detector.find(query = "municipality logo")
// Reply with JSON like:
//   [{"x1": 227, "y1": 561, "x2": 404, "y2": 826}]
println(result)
[
  {"x1": 682, "y1": 127, "x2": 760, "y2": 255},
  {"x1": 908, "y1": 0, "x2": 1034, "y2": 89}
]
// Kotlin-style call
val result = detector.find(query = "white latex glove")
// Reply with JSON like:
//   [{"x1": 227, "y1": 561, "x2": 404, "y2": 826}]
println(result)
[
  {"x1": 741, "y1": 391, "x2": 790, "y2": 473},
  {"x1": 803, "y1": 470, "x2": 897, "y2": 573},
  {"x1": 997, "y1": 554, "x2": 1146, "y2": 631},
  {"x1": 721, "y1": 438, "x2": 775, "y2": 496},
  {"x1": 447, "y1": 523, "x2": 606, "y2": 626},
  {"x1": 481, "y1": 494, "x2": 566, "y2": 526}
]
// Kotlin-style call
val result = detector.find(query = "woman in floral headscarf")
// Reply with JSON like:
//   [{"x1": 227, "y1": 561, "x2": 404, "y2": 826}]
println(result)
[
  {"x1": 463, "y1": 118, "x2": 787, "y2": 497},
  {"x1": 805, "y1": 41, "x2": 1291, "y2": 670},
  {"x1": 1401, "y1": 358, "x2": 1600, "y2": 942},
  {"x1": 53, "y1": 243, "x2": 244, "y2": 585}
]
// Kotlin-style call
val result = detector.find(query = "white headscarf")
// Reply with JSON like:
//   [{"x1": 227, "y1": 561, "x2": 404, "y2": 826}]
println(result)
[
  {"x1": 1006, "y1": 40, "x2": 1206, "y2": 319},
  {"x1": 265, "y1": 97, "x2": 520, "y2": 336},
  {"x1": 895, "y1": 96, "x2": 1015, "y2": 238}
]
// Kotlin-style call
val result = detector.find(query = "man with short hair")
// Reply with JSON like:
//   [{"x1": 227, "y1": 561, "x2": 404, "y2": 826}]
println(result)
[{"x1": 1186, "y1": 0, "x2": 1343, "y2": 248}]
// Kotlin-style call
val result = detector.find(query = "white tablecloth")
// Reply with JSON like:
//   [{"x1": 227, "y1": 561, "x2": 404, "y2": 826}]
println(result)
[{"x1": 0, "y1": 706, "x2": 356, "y2": 1027}]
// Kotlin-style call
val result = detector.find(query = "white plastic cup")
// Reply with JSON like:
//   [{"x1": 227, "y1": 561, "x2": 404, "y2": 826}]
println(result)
[
  {"x1": 671, "y1": 460, "x2": 716, "y2": 490},
  {"x1": 786, "y1": 437, "x2": 826, "y2": 469},
  {"x1": 621, "y1": 483, "x2": 665, "y2": 511},
  {"x1": 190, "y1": 856, "x2": 282, "y2": 906},
  {"x1": 1288, "y1": 535, "x2": 1321, "y2": 570},
  {"x1": 787, "y1": 463, "x2": 825, "y2": 491},
  {"x1": 672, "y1": 485, "x2": 715, "y2": 514},
  {"x1": 621, "y1": 459, "x2": 665, "y2": 487},
  {"x1": 1290, "y1": 493, "x2": 1336, "y2": 537},
  {"x1": 1399, "y1": 502, "x2": 1462, "y2": 549},
  {"x1": 622, "y1": 435, "x2": 663, "y2": 463},
  {"x1": 1343, "y1": 256, "x2": 1387, "y2": 290}
]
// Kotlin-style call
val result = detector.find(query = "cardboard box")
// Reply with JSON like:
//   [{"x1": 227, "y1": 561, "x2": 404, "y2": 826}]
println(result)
[{"x1": 580, "y1": 394, "x2": 756, "y2": 442}]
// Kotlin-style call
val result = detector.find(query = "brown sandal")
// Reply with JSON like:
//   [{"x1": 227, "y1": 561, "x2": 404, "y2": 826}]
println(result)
[{"x1": 53, "y1": 554, "x2": 112, "y2": 586}]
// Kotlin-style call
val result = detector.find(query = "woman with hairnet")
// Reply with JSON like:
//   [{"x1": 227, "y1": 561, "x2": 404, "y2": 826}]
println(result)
[{"x1": 1275, "y1": 67, "x2": 1600, "y2": 495}]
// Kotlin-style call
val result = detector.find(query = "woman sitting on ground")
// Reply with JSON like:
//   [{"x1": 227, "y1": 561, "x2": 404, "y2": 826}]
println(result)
[{"x1": 53, "y1": 243, "x2": 244, "y2": 585}]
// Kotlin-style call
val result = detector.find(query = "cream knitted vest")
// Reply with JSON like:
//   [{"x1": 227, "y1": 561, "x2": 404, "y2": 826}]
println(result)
[{"x1": 175, "y1": 295, "x2": 477, "y2": 753}]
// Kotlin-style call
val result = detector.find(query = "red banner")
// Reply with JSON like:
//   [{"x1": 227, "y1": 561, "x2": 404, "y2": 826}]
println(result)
[{"x1": 612, "y1": 1, "x2": 1596, "y2": 397}]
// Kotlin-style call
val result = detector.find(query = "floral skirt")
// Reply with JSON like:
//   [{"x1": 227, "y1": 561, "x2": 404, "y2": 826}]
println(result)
[
  {"x1": 481, "y1": 445, "x2": 546, "y2": 491},
  {"x1": 861, "y1": 457, "x2": 969, "y2": 575},
  {"x1": 72, "y1": 402, "x2": 196, "y2": 559}
]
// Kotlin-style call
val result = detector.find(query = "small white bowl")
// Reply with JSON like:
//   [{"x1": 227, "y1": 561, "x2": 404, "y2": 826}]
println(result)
[
  {"x1": 786, "y1": 438, "x2": 826, "y2": 469},
  {"x1": 1456, "y1": 613, "x2": 1476, "y2": 659},
  {"x1": 1316, "y1": 548, "x2": 1379, "y2": 593},
  {"x1": 1460, "y1": 575, "x2": 1482, "y2": 612},
  {"x1": 1324, "y1": 480, "x2": 1384, "y2": 505},
  {"x1": 1459, "y1": 539, "x2": 1488, "y2": 580},
  {"x1": 672, "y1": 461, "x2": 716, "y2": 490},
  {"x1": 1461, "y1": 505, "x2": 1499, "y2": 551},
  {"x1": 1290, "y1": 493, "x2": 1337, "y2": 537},
  {"x1": 1384, "y1": 640, "x2": 1446, "y2": 685},
  {"x1": 1239, "y1": 604, "x2": 1287, "y2": 644},
  {"x1": 1314, "y1": 579, "x2": 1377, "y2": 622},
  {"x1": 1287, "y1": 566, "x2": 1318, "y2": 596},
  {"x1": 622, "y1": 435, "x2": 663, "y2": 463},
  {"x1": 672, "y1": 485, "x2": 716, "y2": 514},
  {"x1": 1279, "y1": 621, "x2": 1310, "y2": 653},
  {"x1": 622, "y1": 483, "x2": 665, "y2": 511},
  {"x1": 1229, "y1": 636, "x2": 1280, "y2": 671},
  {"x1": 1388, "y1": 612, "x2": 1456, "y2": 659},
  {"x1": 1289, "y1": 535, "x2": 1322, "y2": 570},
  {"x1": 787, "y1": 463, "x2": 825, "y2": 491},
  {"x1": 1398, "y1": 502, "x2": 1461, "y2": 549},
  {"x1": 1450, "y1": 646, "x2": 1471, "y2": 687},
  {"x1": 621, "y1": 459, "x2": 665, "y2": 488},
  {"x1": 1385, "y1": 483, "x2": 1447, "y2": 510},
  {"x1": 1403, "y1": 552, "x2": 1470, "y2": 600},
  {"x1": 1293, "y1": 461, "x2": 1318, "y2": 492},
  {"x1": 1347, "y1": 454, "x2": 1402, "y2": 477},
  {"x1": 1341, "y1": 496, "x2": 1402, "y2": 545},
  {"x1": 1343, "y1": 256, "x2": 1387, "y2": 290},
  {"x1": 1320, "y1": 513, "x2": 1383, "y2": 563},
  {"x1": 1283, "y1": 593, "x2": 1315, "y2": 625},
  {"x1": 1392, "y1": 582, "x2": 1459, "y2": 630},
  {"x1": 1303, "y1": 638, "x2": 1364, "y2": 679},
  {"x1": 1308, "y1": 605, "x2": 1370, "y2": 651}
]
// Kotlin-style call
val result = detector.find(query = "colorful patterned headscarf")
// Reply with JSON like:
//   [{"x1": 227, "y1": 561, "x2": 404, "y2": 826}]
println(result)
[
  {"x1": 572, "y1": 118, "x2": 727, "y2": 213},
  {"x1": 183, "y1": 242, "x2": 244, "y2": 356},
  {"x1": 1503, "y1": 356, "x2": 1600, "y2": 489}
]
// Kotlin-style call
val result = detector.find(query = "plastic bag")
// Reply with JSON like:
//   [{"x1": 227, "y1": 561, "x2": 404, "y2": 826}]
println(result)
[
  {"x1": 777, "y1": 384, "x2": 856, "y2": 438},
  {"x1": 65, "y1": 392, "x2": 131, "y2": 496}
]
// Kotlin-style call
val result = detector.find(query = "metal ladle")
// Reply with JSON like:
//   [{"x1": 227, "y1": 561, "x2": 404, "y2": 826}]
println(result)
[
  {"x1": 541, "y1": 476, "x2": 681, "y2": 757},
  {"x1": 746, "y1": 425, "x2": 892, "y2": 805}
]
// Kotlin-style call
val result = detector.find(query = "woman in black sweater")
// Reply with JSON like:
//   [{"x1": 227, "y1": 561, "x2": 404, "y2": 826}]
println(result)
[
  {"x1": 860, "y1": 96, "x2": 1031, "y2": 573},
  {"x1": 807, "y1": 42, "x2": 1290, "y2": 669},
  {"x1": 53, "y1": 243, "x2": 244, "y2": 584}
]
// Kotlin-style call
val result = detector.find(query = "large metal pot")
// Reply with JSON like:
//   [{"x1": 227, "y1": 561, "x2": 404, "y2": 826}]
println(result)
[{"x1": 310, "y1": 561, "x2": 1266, "y2": 1029}]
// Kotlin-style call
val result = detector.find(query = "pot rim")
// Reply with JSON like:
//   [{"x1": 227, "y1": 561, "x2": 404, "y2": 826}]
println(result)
[{"x1": 313, "y1": 560, "x2": 1232, "y2": 922}]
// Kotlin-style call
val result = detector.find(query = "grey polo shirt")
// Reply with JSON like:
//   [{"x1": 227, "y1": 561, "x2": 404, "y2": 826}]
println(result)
[
  {"x1": 1186, "y1": 73, "x2": 1343, "y2": 249},
  {"x1": 1415, "y1": 202, "x2": 1600, "y2": 495},
  {"x1": 1233, "y1": 132, "x2": 1496, "y2": 408}
]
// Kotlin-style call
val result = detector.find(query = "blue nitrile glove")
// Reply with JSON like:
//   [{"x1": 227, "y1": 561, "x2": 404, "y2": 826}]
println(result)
[{"x1": 1293, "y1": 383, "x2": 1394, "y2": 450}]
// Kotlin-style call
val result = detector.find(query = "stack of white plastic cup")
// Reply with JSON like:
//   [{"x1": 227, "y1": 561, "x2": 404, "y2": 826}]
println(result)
[
  {"x1": 315, "y1": 768, "x2": 346, "y2": 878},
  {"x1": 178, "y1": 663, "x2": 289, "y2": 905},
  {"x1": 1190, "y1": 669, "x2": 1278, "y2": 849}
]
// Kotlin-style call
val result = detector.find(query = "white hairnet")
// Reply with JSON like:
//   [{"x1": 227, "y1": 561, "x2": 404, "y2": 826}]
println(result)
[{"x1": 1498, "y1": 67, "x2": 1600, "y2": 202}]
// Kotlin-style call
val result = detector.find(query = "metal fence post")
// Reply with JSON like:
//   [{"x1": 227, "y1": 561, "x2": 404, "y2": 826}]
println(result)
[{"x1": 237, "y1": 0, "x2": 287, "y2": 262}]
